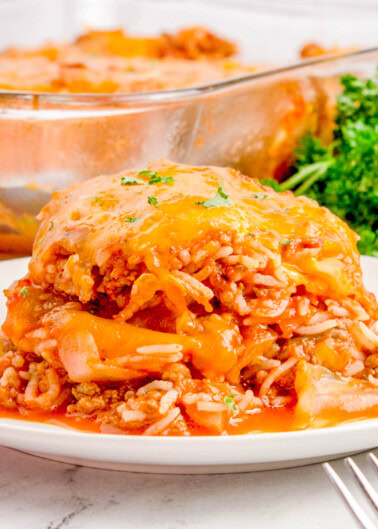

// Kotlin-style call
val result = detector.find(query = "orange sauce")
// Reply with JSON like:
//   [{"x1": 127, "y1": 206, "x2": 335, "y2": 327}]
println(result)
[
  {"x1": 1, "y1": 404, "x2": 375, "y2": 436},
  {"x1": 0, "y1": 408, "x2": 101, "y2": 433},
  {"x1": 0, "y1": 406, "x2": 296, "y2": 436}
]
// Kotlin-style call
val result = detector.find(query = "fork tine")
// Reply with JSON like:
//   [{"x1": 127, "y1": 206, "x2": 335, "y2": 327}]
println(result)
[
  {"x1": 345, "y1": 457, "x2": 378, "y2": 511},
  {"x1": 368, "y1": 453, "x2": 378, "y2": 471},
  {"x1": 323, "y1": 462, "x2": 377, "y2": 529}
]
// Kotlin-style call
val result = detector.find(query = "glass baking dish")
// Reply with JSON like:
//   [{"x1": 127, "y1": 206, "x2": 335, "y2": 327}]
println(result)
[{"x1": 0, "y1": 0, "x2": 377, "y2": 258}]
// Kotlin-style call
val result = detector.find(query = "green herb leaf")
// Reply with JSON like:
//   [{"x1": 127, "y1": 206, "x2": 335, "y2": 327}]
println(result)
[
  {"x1": 121, "y1": 176, "x2": 145, "y2": 186},
  {"x1": 279, "y1": 240, "x2": 293, "y2": 245},
  {"x1": 224, "y1": 394, "x2": 237, "y2": 411},
  {"x1": 20, "y1": 286, "x2": 29, "y2": 296},
  {"x1": 138, "y1": 170, "x2": 174, "y2": 185},
  {"x1": 196, "y1": 186, "x2": 233, "y2": 208},
  {"x1": 148, "y1": 196, "x2": 158, "y2": 208},
  {"x1": 251, "y1": 193, "x2": 268, "y2": 200},
  {"x1": 125, "y1": 216, "x2": 143, "y2": 223},
  {"x1": 48, "y1": 221, "x2": 54, "y2": 231},
  {"x1": 148, "y1": 174, "x2": 174, "y2": 185}
]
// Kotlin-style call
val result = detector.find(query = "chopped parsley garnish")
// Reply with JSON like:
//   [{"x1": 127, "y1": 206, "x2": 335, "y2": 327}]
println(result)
[
  {"x1": 149, "y1": 174, "x2": 174, "y2": 185},
  {"x1": 251, "y1": 193, "x2": 268, "y2": 200},
  {"x1": 125, "y1": 216, "x2": 143, "y2": 223},
  {"x1": 224, "y1": 394, "x2": 237, "y2": 411},
  {"x1": 121, "y1": 175, "x2": 145, "y2": 186},
  {"x1": 93, "y1": 196, "x2": 99, "y2": 202},
  {"x1": 262, "y1": 74, "x2": 378, "y2": 256},
  {"x1": 148, "y1": 196, "x2": 158, "y2": 208},
  {"x1": 48, "y1": 221, "x2": 54, "y2": 231},
  {"x1": 196, "y1": 186, "x2": 233, "y2": 208},
  {"x1": 279, "y1": 240, "x2": 293, "y2": 245},
  {"x1": 20, "y1": 286, "x2": 29, "y2": 296},
  {"x1": 138, "y1": 170, "x2": 174, "y2": 185}
]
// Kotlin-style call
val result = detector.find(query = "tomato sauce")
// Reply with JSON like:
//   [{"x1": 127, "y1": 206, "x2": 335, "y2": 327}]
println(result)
[
  {"x1": 1, "y1": 403, "x2": 375, "y2": 436},
  {"x1": 0, "y1": 405, "x2": 297, "y2": 435}
]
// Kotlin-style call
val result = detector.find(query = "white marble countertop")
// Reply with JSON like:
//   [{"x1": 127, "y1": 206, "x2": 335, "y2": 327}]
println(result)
[{"x1": 1, "y1": 446, "x2": 376, "y2": 529}]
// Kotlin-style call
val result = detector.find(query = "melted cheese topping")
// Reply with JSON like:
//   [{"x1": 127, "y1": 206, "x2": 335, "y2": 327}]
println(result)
[{"x1": 30, "y1": 159, "x2": 371, "y2": 309}]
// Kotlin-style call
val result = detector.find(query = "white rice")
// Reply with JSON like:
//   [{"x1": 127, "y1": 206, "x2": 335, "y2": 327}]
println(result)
[
  {"x1": 178, "y1": 249, "x2": 191, "y2": 266},
  {"x1": 253, "y1": 274, "x2": 285, "y2": 288},
  {"x1": 172, "y1": 270, "x2": 214, "y2": 302},
  {"x1": 325, "y1": 300, "x2": 349, "y2": 317},
  {"x1": 34, "y1": 339, "x2": 58, "y2": 355},
  {"x1": 213, "y1": 246, "x2": 234, "y2": 260},
  {"x1": 271, "y1": 395, "x2": 294, "y2": 407},
  {"x1": 297, "y1": 297, "x2": 310, "y2": 316},
  {"x1": 137, "y1": 380, "x2": 173, "y2": 396},
  {"x1": 308, "y1": 312, "x2": 332, "y2": 325},
  {"x1": 237, "y1": 390, "x2": 262, "y2": 411},
  {"x1": 233, "y1": 291, "x2": 251, "y2": 315},
  {"x1": 343, "y1": 360, "x2": 364, "y2": 377},
  {"x1": 296, "y1": 319, "x2": 338, "y2": 335},
  {"x1": 0, "y1": 367, "x2": 17, "y2": 387},
  {"x1": 159, "y1": 389, "x2": 178, "y2": 414},
  {"x1": 136, "y1": 344, "x2": 183, "y2": 355},
  {"x1": 368, "y1": 375, "x2": 378, "y2": 387},
  {"x1": 143, "y1": 407, "x2": 180, "y2": 436},
  {"x1": 239, "y1": 255, "x2": 260, "y2": 269},
  {"x1": 352, "y1": 322, "x2": 378, "y2": 351},
  {"x1": 258, "y1": 358, "x2": 281, "y2": 370},
  {"x1": 259, "y1": 356, "x2": 298, "y2": 397},
  {"x1": 343, "y1": 299, "x2": 370, "y2": 321},
  {"x1": 196, "y1": 401, "x2": 228, "y2": 412},
  {"x1": 122, "y1": 410, "x2": 147, "y2": 423},
  {"x1": 182, "y1": 392, "x2": 211, "y2": 405},
  {"x1": 222, "y1": 255, "x2": 240, "y2": 265}
]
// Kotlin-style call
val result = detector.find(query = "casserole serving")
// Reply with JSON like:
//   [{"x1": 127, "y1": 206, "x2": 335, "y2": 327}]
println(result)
[{"x1": 1, "y1": 160, "x2": 377, "y2": 435}]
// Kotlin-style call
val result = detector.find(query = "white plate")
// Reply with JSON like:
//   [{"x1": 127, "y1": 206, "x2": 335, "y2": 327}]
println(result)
[{"x1": 0, "y1": 257, "x2": 377, "y2": 474}]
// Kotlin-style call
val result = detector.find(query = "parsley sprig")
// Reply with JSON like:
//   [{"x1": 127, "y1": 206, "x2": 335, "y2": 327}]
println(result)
[
  {"x1": 224, "y1": 394, "x2": 237, "y2": 411},
  {"x1": 139, "y1": 170, "x2": 174, "y2": 185},
  {"x1": 121, "y1": 170, "x2": 174, "y2": 188},
  {"x1": 125, "y1": 216, "x2": 143, "y2": 223},
  {"x1": 262, "y1": 74, "x2": 378, "y2": 256},
  {"x1": 196, "y1": 185, "x2": 233, "y2": 209},
  {"x1": 121, "y1": 175, "x2": 145, "y2": 186},
  {"x1": 148, "y1": 196, "x2": 158, "y2": 208},
  {"x1": 251, "y1": 193, "x2": 268, "y2": 200}
]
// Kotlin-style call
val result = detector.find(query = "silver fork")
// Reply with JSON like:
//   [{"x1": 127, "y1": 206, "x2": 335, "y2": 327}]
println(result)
[{"x1": 323, "y1": 452, "x2": 378, "y2": 529}]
